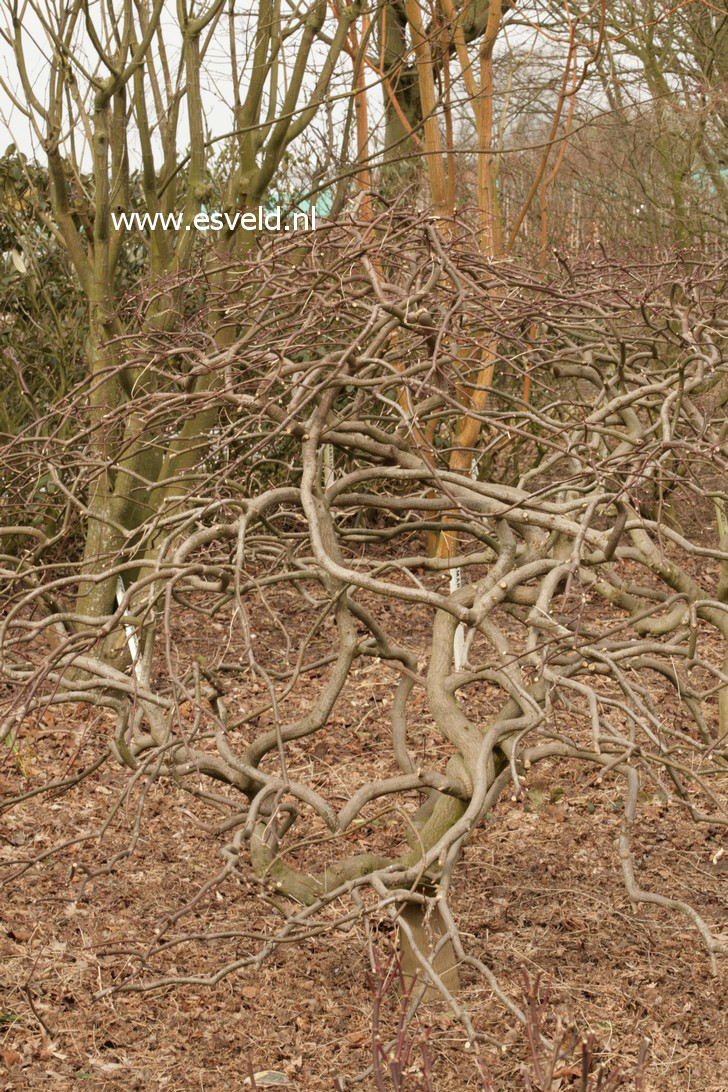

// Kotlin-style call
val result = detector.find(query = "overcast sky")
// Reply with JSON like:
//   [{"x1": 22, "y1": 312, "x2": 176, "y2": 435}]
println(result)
[{"x1": 0, "y1": 1, "x2": 568, "y2": 178}]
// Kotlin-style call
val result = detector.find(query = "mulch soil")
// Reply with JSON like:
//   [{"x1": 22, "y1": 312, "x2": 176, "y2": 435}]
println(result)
[{"x1": 1, "y1": 543, "x2": 727, "y2": 1090}]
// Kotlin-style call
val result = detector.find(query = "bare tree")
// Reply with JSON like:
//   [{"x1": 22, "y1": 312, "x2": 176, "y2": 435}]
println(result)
[
  {"x1": 0, "y1": 0, "x2": 358, "y2": 623},
  {"x1": 2, "y1": 1, "x2": 728, "y2": 1082},
  {"x1": 3, "y1": 212, "x2": 727, "y2": 1080}
]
